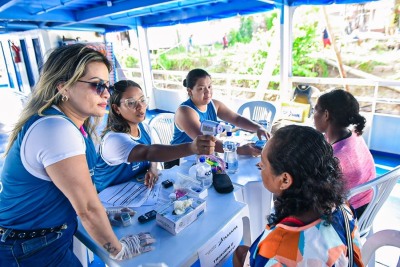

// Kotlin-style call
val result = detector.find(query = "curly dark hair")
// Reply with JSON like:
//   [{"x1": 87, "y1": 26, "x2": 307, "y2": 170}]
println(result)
[
  {"x1": 183, "y1": 68, "x2": 210, "y2": 89},
  {"x1": 101, "y1": 80, "x2": 142, "y2": 137},
  {"x1": 266, "y1": 125, "x2": 346, "y2": 226},
  {"x1": 318, "y1": 89, "x2": 366, "y2": 135}
]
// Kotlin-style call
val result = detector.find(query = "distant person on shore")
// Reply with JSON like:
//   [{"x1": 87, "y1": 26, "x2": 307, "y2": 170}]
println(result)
[
  {"x1": 322, "y1": 28, "x2": 331, "y2": 48},
  {"x1": 313, "y1": 88, "x2": 376, "y2": 219},
  {"x1": 187, "y1": 34, "x2": 193, "y2": 52},
  {"x1": 165, "y1": 68, "x2": 268, "y2": 169},
  {"x1": 222, "y1": 33, "x2": 228, "y2": 49},
  {"x1": 384, "y1": 10, "x2": 396, "y2": 36}
]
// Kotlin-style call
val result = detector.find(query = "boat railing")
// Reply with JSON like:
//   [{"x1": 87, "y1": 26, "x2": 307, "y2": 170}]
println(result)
[{"x1": 119, "y1": 67, "x2": 400, "y2": 117}]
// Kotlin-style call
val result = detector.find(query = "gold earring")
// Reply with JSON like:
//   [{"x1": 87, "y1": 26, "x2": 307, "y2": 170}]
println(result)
[{"x1": 61, "y1": 95, "x2": 69, "y2": 102}]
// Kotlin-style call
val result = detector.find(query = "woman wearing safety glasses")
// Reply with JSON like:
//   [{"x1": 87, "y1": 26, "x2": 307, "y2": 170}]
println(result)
[
  {"x1": 94, "y1": 80, "x2": 156, "y2": 192},
  {"x1": 95, "y1": 79, "x2": 216, "y2": 193},
  {"x1": 94, "y1": 80, "x2": 158, "y2": 192},
  {"x1": 0, "y1": 44, "x2": 216, "y2": 265}
]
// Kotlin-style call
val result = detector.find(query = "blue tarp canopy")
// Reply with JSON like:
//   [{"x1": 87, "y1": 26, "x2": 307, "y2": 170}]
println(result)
[{"x1": 0, "y1": 0, "x2": 375, "y2": 33}]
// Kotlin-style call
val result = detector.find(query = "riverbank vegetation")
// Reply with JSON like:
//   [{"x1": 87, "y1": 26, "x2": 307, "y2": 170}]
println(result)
[{"x1": 116, "y1": 5, "x2": 400, "y2": 114}]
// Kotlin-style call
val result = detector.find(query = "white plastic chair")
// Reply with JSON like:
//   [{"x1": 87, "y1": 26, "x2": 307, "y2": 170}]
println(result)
[
  {"x1": 149, "y1": 113, "x2": 175, "y2": 145},
  {"x1": 237, "y1": 101, "x2": 276, "y2": 132},
  {"x1": 361, "y1": 229, "x2": 400, "y2": 266},
  {"x1": 347, "y1": 165, "x2": 400, "y2": 238}
]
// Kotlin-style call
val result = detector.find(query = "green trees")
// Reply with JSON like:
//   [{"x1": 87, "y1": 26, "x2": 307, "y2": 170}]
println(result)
[
  {"x1": 148, "y1": 10, "x2": 329, "y2": 78},
  {"x1": 292, "y1": 22, "x2": 327, "y2": 77},
  {"x1": 125, "y1": 56, "x2": 138, "y2": 68},
  {"x1": 228, "y1": 17, "x2": 255, "y2": 45}
]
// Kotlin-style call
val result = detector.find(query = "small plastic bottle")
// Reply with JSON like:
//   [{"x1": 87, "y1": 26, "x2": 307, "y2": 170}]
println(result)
[
  {"x1": 196, "y1": 156, "x2": 213, "y2": 189},
  {"x1": 223, "y1": 127, "x2": 238, "y2": 174}
]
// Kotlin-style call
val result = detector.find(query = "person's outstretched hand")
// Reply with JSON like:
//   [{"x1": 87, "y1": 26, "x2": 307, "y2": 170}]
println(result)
[
  {"x1": 256, "y1": 127, "x2": 270, "y2": 141},
  {"x1": 237, "y1": 143, "x2": 262, "y2": 157},
  {"x1": 144, "y1": 166, "x2": 159, "y2": 188},
  {"x1": 191, "y1": 135, "x2": 217, "y2": 155},
  {"x1": 110, "y1": 233, "x2": 156, "y2": 260}
]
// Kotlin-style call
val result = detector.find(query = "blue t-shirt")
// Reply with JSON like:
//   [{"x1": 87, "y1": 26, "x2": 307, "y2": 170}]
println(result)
[
  {"x1": 171, "y1": 98, "x2": 218, "y2": 145},
  {"x1": 0, "y1": 107, "x2": 96, "y2": 229},
  {"x1": 94, "y1": 123, "x2": 152, "y2": 192}
]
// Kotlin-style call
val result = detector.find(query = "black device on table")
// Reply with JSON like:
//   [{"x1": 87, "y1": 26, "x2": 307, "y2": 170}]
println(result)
[
  {"x1": 138, "y1": 210, "x2": 157, "y2": 223},
  {"x1": 161, "y1": 179, "x2": 173, "y2": 188}
]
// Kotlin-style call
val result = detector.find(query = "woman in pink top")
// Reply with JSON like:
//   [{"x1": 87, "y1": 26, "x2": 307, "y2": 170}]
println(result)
[{"x1": 313, "y1": 89, "x2": 376, "y2": 218}]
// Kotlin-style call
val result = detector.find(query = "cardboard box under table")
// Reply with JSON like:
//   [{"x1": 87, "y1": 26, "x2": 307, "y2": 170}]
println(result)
[{"x1": 156, "y1": 196, "x2": 206, "y2": 235}]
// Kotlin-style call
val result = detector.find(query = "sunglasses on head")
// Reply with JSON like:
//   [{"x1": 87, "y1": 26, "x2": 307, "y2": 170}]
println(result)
[{"x1": 77, "y1": 80, "x2": 114, "y2": 95}]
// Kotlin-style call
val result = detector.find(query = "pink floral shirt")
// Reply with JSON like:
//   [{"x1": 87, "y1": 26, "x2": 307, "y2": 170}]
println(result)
[{"x1": 331, "y1": 132, "x2": 376, "y2": 208}]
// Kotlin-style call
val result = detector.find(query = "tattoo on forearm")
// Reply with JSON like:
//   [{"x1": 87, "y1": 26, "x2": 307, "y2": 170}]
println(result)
[{"x1": 104, "y1": 242, "x2": 118, "y2": 253}]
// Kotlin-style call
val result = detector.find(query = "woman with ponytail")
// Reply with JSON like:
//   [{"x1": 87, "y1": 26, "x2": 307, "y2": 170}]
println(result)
[
  {"x1": 167, "y1": 68, "x2": 269, "y2": 168},
  {"x1": 313, "y1": 88, "x2": 375, "y2": 218}
]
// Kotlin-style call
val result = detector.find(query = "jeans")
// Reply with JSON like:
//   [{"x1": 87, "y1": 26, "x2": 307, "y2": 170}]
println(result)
[{"x1": 0, "y1": 219, "x2": 82, "y2": 267}]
